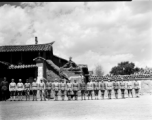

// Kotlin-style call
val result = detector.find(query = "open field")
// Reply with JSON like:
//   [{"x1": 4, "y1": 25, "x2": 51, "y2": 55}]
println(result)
[{"x1": 0, "y1": 94, "x2": 152, "y2": 120}]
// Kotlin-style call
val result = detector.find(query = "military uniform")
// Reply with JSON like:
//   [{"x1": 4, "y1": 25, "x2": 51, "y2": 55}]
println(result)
[
  {"x1": 53, "y1": 81, "x2": 60, "y2": 101},
  {"x1": 59, "y1": 82, "x2": 66, "y2": 100},
  {"x1": 32, "y1": 81, "x2": 38, "y2": 101},
  {"x1": 99, "y1": 81, "x2": 106, "y2": 99},
  {"x1": 67, "y1": 82, "x2": 73, "y2": 100},
  {"x1": 94, "y1": 81, "x2": 100, "y2": 99},
  {"x1": 24, "y1": 82, "x2": 31, "y2": 101},
  {"x1": 87, "y1": 81, "x2": 94, "y2": 100},
  {"x1": 134, "y1": 80, "x2": 140, "y2": 97},
  {"x1": 39, "y1": 82, "x2": 46, "y2": 101},
  {"x1": 127, "y1": 81, "x2": 133, "y2": 98},
  {"x1": 72, "y1": 82, "x2": 79, "y2": 100},
  {"x1": 113, "y1": 81, "x2": 119, "y2": 99},
  {"x1": 46, "y1": 81, "x2": 52, "y2": 99},
  {"x1": 80, "y1": 82, "x2": 86, "y2": 100},
  {"x1": 0, "y1": 80, "x2": 8, "y2": 101},
  {"x1": 9, "y1": 81, "x2": 16, "y2": 101},
  {"x1": 17, "y1": 81, "x2": 24, "y2": 101},
  {"x1": 120, "y1": 81, "x2": 125, "y2": 98},
  {"x1": 106, "y1": 81, "x2": 113, "y2": 99}
]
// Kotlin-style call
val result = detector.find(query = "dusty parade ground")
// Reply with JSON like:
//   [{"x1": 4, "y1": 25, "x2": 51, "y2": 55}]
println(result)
[{"x1": 0, "y1": 94, "x2": 152, "y2": 120}]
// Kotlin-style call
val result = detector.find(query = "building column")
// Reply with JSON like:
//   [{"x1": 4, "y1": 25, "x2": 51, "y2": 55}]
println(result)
[{"x1": 36, "y1": 62, "x2": 43, "y2": 84}]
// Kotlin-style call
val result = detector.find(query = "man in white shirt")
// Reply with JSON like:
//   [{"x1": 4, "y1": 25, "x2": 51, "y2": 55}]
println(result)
[
  {"x1": 24, "y1": 79, "x2": 31, "y2": 101},
  {"x1": 31, "y1": 78, "x2": 38, "y2": 101},
  {"x1": 9, "y1": 79, "x2": 16, "y2": 101},
  {"x1": 17, "y1": 79, "x2": 24, "y2": 101},
  {"x1": 39, "y1": 79, "x2": 46, "y2": 101}
]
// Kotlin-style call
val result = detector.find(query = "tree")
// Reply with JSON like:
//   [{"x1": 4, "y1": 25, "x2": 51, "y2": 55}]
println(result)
[
  {"x1": 110, "y1": 61, "x2": 140, "y2": 75},
  {"x1": 94, "y1": 64, "x2": 104, "y2": 76}
]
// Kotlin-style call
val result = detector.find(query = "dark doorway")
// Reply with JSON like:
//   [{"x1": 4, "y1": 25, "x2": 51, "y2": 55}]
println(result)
[{"x1": 0, "y1": 67, "x2": 38, "y2": 101}]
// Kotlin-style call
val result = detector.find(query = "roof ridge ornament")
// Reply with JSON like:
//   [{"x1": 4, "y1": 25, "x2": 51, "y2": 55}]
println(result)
[{"x1": 35, "y1": 36, "x2": 38, "y2": 44}]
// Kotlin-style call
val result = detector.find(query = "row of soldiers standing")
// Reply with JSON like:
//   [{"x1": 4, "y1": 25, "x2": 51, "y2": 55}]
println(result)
[{"x1": 1, "y1": 77, "x2": 140, "y2": 101}]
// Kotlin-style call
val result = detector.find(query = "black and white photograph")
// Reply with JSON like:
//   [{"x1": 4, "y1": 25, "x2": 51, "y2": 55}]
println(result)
[{"x1": 0, "y1": 1, "x2": 152, "y2": 120}]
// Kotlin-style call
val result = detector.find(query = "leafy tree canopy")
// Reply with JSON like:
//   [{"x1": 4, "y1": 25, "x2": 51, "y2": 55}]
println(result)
[{"x1": 110, "y1": 61, "x2": 140, "y2": 75}]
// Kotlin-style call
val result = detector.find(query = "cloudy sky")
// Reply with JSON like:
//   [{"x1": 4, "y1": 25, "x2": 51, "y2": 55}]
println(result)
[{"x1": 0, "y1": 1, "x2": 151, "y2": 74}]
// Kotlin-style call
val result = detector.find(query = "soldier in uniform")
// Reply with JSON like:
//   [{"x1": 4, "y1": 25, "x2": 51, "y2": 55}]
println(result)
[
  {"x1": 31, "y1": 78, "x2": 38, "y2": 101},
  {"x1": 87, "y1": 79, "x2": 94, "y2": 100},
  {"x1": 94, "y1": 80, "x2": 100, "y2": 100},
  {"x1": 80, "y1": 80, "x2": 86, "y2": 100},
  {"x1": 59, "y1": 79, "x2": 66, "y2": 101},
  {"x1": 66, "y1": 80, "x2": 73, "y2": 100},
  {"x1": 113, "y1": 79, "x2": 119, "y2": 99},
  {"x1": 127, "y1": 79, "x2": 133, "y2": 98},
  {"x1": 9, "y1": 79, "x2": 16, "y2": 101},
  {"x1": 39, "y1": 79, "x2": 46, "y2": 101},
  {"x1": 134, "y1": 79, "x2": 140, "y2": 98},
  {"x1": 46, "y1": 80, "x2": 52, "y2": 100},
  {"x1": 120, "y1": 78, "x2": 126, "y2": 99},
  {"x1": 106, "y1": 79, "x2": 113, "y2": 99},
  {"x1": 53, "y1": 79, "x2": 60, "y2": 101},
  {"x1": 99, "y1": 80, "x2": 106, "y2": 99},
  {"x1": 24, "y1": 79, "x2": 31, "y2": 101},
  {"x1": 0, "y1": 77, "x2": 8, "y2": 101},
  {"x1": 72, "y1": 79, "x2": 79, "y2": 100},
  {"x1": 17, "y1": 79, "x2": 24, "y2": 101}
]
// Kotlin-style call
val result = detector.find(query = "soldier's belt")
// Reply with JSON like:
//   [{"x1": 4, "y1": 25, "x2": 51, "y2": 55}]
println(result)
[
  {"x1": 10, "y1": 86, "x2": 15, "y2": 88},
  {"x1": 18, "y1": 87, "x2": 23, "y2": 88}
]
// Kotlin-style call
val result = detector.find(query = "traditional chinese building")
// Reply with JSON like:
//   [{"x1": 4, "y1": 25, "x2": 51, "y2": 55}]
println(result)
[{"x1": 0, "y1": 37, "x2": 89, "y2": 84}]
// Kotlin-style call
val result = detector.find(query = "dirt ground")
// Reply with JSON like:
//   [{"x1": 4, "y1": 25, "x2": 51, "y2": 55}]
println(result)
[{"x1": 0, "y1": 93, "x2": 152, "y2": 120}]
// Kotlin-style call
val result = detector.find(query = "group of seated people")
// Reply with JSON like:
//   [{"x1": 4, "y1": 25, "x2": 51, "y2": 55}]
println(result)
[{"x1": 0, "y1": 76, "x2": 140, "y2": 101}]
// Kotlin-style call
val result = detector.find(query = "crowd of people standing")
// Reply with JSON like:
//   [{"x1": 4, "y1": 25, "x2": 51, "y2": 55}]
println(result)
[{"x1": 0, "y1": 76, "x2": 140, "y2": 101}]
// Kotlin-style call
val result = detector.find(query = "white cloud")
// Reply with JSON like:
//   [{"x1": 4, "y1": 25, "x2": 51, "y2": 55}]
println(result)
[{"x1": 0, "y1": 2, "x2": 151, "y2": 74}]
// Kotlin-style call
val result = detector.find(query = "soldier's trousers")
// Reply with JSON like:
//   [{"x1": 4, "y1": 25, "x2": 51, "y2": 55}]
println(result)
[
  {"x1": 10, "y1": 91, "x2": 16, "y2": 97},
  {"x1": 121, "y1": 89, "x2": 125, "y2": 98},
  {"x1": 25, "y1": 90, "x2": 30, "y2": 96},
  {"x1": 101, "y1": 90, "x2": 105, "y2": 97},
  {"x1": 1, "y1": 90, "x2": 7, "y2": 101},
  {"x1": 46, "y1": 89, "x2": 51, "y2": 98},
  {"x1": 61, "y1": 90, "x2": 65, "y2": 97},
  {"x1": 88, "y1": 90, "x2": 93, "y2": 97},
  {"x1": 54, "y1": 91, "x2": 58, "y2": 96},
  {"x1": 135, "y1": 89, "x2": 139, "y2": 97},
  {"x1": 73, "y1": 91, "x2": 78, "y2": 99},
  {"x1": 94, "y1": 90, "x2": 99, "y2": 96},
  {"x1": 114, "y1": 89, "x2": 118, "y2": 98},
  {"x1": 107, "y1": 90, "x2": 112, "y2": 99},
  {"x1": 81, "y1": 90, "x2": 85, "y2": 96},
  {"x1": 127, "y1": 89, "x2": 133, "y2": 97},
  {"x1": 32, "y1": 90, "x2": 37, "y2": 96}
]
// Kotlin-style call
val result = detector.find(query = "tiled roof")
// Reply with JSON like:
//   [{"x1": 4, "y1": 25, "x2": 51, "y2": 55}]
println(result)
[
  {"x1": 0, "y1": 42, "x2": 54, "y2": 52},
  {"x1": 0, "y1": 61, "x2": 10, "y2": 66}
]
